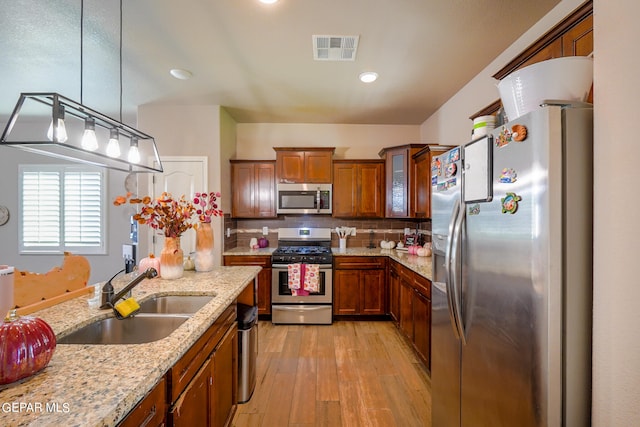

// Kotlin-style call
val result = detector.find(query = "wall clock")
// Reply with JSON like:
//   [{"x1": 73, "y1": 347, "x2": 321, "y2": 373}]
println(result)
[
  {"x1": 124, "y1": 173, "x2": 138, "y2": 195},
  {"x1": 0, "y1": 205, "x2": 9, "y2": 226}
]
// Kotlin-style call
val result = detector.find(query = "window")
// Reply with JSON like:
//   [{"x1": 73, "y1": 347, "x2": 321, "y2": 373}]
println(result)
[{"x1": 19, "y1": 165, "x2": 107, "y2": 254}]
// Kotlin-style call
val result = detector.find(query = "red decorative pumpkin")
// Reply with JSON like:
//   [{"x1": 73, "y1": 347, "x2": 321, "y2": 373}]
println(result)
[
  {"x1": 0, "y1": 311, "x2": 57, "y2": 385},
  {"x1": 139, "y1": 254, "x2": 161, "y2": 277}
]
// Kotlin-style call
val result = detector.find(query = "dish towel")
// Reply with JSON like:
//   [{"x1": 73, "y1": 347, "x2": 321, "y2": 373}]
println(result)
[
  {"x1": 303, "y1": 264, "x2": 320, "y2": 293},
  {"x1": 287, "y1": 263, "x2": 309, "y2": 296}
]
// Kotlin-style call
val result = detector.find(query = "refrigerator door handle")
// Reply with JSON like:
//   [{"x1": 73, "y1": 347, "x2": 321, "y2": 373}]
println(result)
[
  {"x1": 450, "y1": 201, "x2": 467, "y2": 345},
  {"x1": 445, "y1": 199, "x2": 463, "y2": 340}
]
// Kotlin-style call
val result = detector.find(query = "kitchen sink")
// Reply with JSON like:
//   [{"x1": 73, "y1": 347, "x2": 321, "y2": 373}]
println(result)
[
  {"x1": 137, "y1": 295, "x2": 214, "y2": 314},
  {"x1": 58, "y1": 315, "x2": 190, "y2": 345}
]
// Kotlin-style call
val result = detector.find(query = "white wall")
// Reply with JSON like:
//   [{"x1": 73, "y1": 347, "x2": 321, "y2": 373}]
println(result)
[
  {"x1": 592, "y1": 0, "x2": 640, "y2": 424},
  {"x1": 137, "y1": 104, "x2": 235, "y2": 265},
  {"x1": 0, "y1": 148, "x2": 132, "y2": 284},
  {"x1": 236, "y1": 123, "x2": 421, "y2": 159},
  {"x1": 419, "y1": 0, "x2": 640, "y2": 425}
]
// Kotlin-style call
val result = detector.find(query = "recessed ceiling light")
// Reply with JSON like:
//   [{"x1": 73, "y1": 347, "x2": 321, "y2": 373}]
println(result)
[
  {"x1": 169, "y1": 68, "x2": 193, "y2": 80},
  {"x1": 359, "y1": 71, "x2": 378, "y2": 83},
  {"x1": 259, "y1": 0, "x2": 278, "y2": 4}
]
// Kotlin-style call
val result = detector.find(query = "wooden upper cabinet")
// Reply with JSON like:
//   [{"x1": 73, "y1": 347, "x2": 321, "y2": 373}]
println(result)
[
  {"x1": 332, "y1": 160, "x2": 384, "y2": 218},
  {"x1": 413, "y1": 145, "x2": 449, "y2": 219},
  {"x1": 274, "y1": 147, "x2": 335, "y2": 183},
  {"x1": 379, "y1": 144, "x2": 425, "y2": 218},
  {"x1": 230, "y1": 160, "x2": 276, "y2": 218},
  {"x1": 473, "y1": 1, "x2": 593, "y2": 119},
  {"x1": 563, "y1": 14, "x2": 593, "y2": 56}
]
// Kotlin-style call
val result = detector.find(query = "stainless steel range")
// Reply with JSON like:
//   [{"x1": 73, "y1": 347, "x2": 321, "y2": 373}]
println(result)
[{"x1": 271, "y1": 228, "x2": 333, "y2": 325}]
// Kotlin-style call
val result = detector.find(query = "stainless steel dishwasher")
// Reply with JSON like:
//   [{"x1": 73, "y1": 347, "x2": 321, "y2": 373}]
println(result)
[{"x1": 237, "y1": 303, "x2": 258, "y2": 403}]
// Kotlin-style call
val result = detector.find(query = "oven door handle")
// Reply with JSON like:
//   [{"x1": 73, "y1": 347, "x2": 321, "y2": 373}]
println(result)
[
  {"x1": 273, "y1": 305, "x2": 330, "y2": 311},
  {"x1": 272, "y1": 264, "x2": 332, "y2": 270}
]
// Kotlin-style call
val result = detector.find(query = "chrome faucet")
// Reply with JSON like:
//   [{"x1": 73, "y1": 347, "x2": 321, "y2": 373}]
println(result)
[{"x1": 100, "y1": 268, "x2": 158, "y2": 309}]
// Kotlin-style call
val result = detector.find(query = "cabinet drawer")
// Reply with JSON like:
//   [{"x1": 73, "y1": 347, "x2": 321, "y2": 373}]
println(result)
[
  {"x1": 118, "y1": 377, "x2": 166, "y2": 427},
  {"x1": 223, "y1": 255, "x2": 271, "y2": 268},
  {"x1": 413, "y1": 273, "x2": 431, "y2": 299},
  {"x1": 169, "y1": 304, "x2": 236, "y2": 402},
  {"x1": 334, "y1": 256, "x2": 387, "y2": 270}
]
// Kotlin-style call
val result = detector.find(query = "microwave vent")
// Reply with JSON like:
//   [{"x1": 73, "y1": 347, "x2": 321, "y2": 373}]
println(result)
[{"x1": 312, "y1": 35, "x2": 359, "y2": 61}]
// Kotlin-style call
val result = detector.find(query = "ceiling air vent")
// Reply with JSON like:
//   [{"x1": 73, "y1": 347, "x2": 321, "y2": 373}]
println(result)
[{"x1": 312, "y1": 35, "x2": 359, "y2": 61}]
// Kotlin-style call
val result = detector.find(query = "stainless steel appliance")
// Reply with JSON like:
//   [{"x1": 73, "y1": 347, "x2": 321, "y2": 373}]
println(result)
[
  {"x1": 431, "y1": 104, "x2": 593, "y2": 426},
  {"x1": 271, "y1": 228, "x2": 333, "y2": 324},
  {"x1": 276, "y1": 183, "x2": 332, "y2": 214},
  {"x1": 237, "y1": 303, "x2": 257, "y2": 403}
]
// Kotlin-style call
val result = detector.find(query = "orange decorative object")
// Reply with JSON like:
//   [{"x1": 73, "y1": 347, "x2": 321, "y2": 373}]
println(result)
[
  {"x1": 13, "y1": 253, "x2": 91, "y2": 310},
  {"x1": 511, "y1": 124, "x2": 528, "y2": 142},
  {"x1": 160, "y1": 237, "x2": 184, "y2": 280},
  {"x1": 195, "y1": 222, "x2": 215, "y2": 272}
]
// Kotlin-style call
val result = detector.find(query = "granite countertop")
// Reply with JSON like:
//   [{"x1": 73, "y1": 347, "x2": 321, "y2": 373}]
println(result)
[
  {"x1": 332, "y1": 247, "x2": 433, "y2": 281},
  {"x1": 0, "y1": 266, "x2": 261, "y2": 427},
  {"x1": 223, "y1": 247, "x2": 275, "y2": 256},
  {"x1": 223, "y1": 246, "x2": 433, "y2": 281}
]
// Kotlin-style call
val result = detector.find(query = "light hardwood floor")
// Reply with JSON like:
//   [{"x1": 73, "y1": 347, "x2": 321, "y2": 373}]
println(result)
[{"x1": 232, "y1": 320, "x2": 432, "y2": 427}]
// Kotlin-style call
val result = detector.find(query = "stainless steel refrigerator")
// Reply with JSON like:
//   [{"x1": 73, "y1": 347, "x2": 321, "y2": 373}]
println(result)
[{"x1": 431, "y1": 104, "x2": 593, "y2": 426}]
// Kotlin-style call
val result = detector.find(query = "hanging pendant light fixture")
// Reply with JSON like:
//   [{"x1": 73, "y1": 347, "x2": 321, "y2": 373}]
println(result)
[
  {"x1": 0, "y1": 0, "x2": 162, "y2": 173},
  {"x1": 46, "y1": 104, "x2": 68, "y2": 143}
]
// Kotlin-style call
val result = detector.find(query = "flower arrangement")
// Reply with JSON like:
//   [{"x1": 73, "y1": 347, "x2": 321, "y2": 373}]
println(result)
[
  {"x1": 193, "y1": 192, "x2": 223, "y2": 223},
  {"x1": 114, "y1": 192, "x2": 196, "y2": 238}
]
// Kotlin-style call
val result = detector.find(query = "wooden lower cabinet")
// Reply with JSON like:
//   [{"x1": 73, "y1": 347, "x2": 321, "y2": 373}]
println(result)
[
  {"x1": 211, "y1": 324, "x2": 238, "y2": 427},
  {"x1": 388, "y1": 262, "x2": 400, "y2": 322},
  {"x1": 224, "y1": 255, "x2": 272, "y2": 315},
  {"x1": 391, "y1": 260, "x2": 432, "y2": 371},
  {"x1": 118, "y1": 377, "x2": 166, "y2": 427},
  {"x1": 167, "y1": 305, "x2": 238, "y2": 427},
  {"x1": 170, "y1": 358, "x2": 211, "y2": 426},
  {"x1": 333, "y1": 256, "x2": 387, "y2": 316},
  {"x1": 412, "y1": 287, "x2": 431, "y2": 367}
]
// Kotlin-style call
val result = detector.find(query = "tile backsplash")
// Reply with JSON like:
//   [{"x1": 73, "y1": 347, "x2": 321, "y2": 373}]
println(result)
[{"x1": 223, "y1": 215, "x2": 431, "y2": 251}]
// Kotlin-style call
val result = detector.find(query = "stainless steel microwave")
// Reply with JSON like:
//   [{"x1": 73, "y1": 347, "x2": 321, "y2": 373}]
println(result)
[{"x1": 276, "y1": 183, "x2": 332, "y2": 214}]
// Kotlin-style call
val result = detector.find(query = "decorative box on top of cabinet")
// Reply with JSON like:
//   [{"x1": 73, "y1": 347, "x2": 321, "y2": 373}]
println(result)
[
  {"x1": 230, "y1": 160, "x2": 276, "y2": 218},
  {"x1": 413, "y1": 145, "x2": 450, "y2": 219},
  {"x1": 273, "y1": 147, "x2": 335, "y2": 184},
  {"x1": 332, "y1": 159, "x2": 384, "y2": 218},
  {"x1": 378, "y1": 144, "x2": 425, "y2": 218}
]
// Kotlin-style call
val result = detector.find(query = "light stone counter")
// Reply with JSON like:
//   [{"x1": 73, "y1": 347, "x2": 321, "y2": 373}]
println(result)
[
  {"x1": 332, "y1": 247, "x2": 433, "y2": 281},
  {"x1": 223, "y1": 247, "x2": 275, "y2": 256},
  {"x1": 0, "y1": 266, "x2": 260, "y2": 427},
  {"x1": 223, "y1": 246, "x2": 433, "y2": 281}
]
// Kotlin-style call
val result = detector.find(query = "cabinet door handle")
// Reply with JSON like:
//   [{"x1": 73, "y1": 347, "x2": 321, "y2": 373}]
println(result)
[{"x1": 139, "y1": 404, "x2": 157, "y2": 427}]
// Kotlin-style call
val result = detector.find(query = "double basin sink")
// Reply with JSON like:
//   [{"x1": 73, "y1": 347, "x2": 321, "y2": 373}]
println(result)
[{"x1": 58, "y1": 295, "x2": 214, "y2": 345}]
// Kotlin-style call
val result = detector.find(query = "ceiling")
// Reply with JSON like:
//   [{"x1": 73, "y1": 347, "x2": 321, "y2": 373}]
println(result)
[{"x1": 0, "y1": 0, "x2": 561, "y2": 125}]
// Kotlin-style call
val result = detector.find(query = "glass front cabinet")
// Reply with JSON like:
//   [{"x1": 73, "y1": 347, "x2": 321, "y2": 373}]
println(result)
[{"x1": 379, "y1": 144, "x2": 425, "y2": 218}]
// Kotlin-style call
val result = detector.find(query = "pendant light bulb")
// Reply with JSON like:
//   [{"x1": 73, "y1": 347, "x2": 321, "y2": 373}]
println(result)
[
  {"x1": 127, "y1": 137, "x2": 140, "y2": 163},
  {"x1": 81, "y1": 117, "x2": 99, "y2": 151},
  {"x1": 106, "y1": 129, "x2": 121, "y2": 158},
  {"x1": 46, "y1": 105, "x2": 68, "y2": 142}
]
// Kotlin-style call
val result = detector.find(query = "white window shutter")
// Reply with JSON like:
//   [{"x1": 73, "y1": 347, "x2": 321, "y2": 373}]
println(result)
[
  {"x1": 20, "y1": 165, "x2": 106, "y2": 254},
  {"x1": 21, "y1": 170, "x2": 61, "y2": 248}
]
